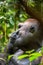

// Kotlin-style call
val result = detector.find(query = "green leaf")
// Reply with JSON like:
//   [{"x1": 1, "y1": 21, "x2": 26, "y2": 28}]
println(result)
[
  {"x1": 29, "y1": 52, "x2": 42, "y2": 62},
  {"x1": 18, "y1": 54, "x2": 28, "y2": 60},
  {"x1": 26, "y1": 49, "x2": 34, "y2": 54},
  {"x1": 8, "y1": 55, "x2": 13, "y2": 60}
]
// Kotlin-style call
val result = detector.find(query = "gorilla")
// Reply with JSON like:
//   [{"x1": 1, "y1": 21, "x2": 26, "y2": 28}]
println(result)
[{"x1": 5, "y1": 18, "x2": 43, "y2": 65}]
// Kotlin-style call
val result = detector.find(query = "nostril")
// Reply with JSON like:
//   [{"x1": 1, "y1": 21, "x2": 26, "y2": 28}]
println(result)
[{"x1": 16, "y1": 30, "x2": 19, "y2": 35}]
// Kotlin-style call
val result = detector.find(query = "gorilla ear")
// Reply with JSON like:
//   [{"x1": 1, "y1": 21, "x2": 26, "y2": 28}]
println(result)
[{"x1": 18, "y1": 23, "x2": 23, "y2": 28}]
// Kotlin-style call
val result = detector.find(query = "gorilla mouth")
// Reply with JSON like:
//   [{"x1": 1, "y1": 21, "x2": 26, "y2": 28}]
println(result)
[{"x1": 9, "y1": 30, "x2": 39, "y2": 52}]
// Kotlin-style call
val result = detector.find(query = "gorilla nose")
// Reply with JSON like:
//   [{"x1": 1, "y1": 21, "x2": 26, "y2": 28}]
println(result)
[{"x1": 10, "y1": 30, "x2": 19, "y2": 39}]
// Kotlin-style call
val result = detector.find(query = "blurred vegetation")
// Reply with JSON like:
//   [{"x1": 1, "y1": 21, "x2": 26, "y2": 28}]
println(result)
[
  {"x1": 0, "y1": 0, "x2": 29, "y2": 52},
  {"x1": 0, "y1": 0, "x2": 43, "y2": 53}
]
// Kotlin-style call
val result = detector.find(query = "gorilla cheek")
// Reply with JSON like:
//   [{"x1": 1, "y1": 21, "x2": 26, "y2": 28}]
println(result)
[
  {"x1": 23, "y1": 33, "x2": 33, "y2": 41},
  {"x1": 15, "y1": 37, "x2": 23, "y2": 46}
]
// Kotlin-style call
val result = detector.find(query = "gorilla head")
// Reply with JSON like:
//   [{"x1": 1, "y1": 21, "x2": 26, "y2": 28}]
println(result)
[
  {"x1": 6, "y1": 18, "x2": 43, "y2": 54},
  {"x1": 14, "y1": 19, "x2": 39, "y2": 46}
]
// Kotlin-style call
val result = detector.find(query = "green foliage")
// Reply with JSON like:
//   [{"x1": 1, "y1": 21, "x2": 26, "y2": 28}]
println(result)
[
  {"x1": 27, "y1": 0, "x2": 35, "y2": 7},
  {"x1": 7, "y1": 50, "x2": 42, "y2": 64},
  {"x1": 18, "y1": 54, "x2": 28, "y2": 60},
  {"x1": 29, "y1": 52, "x2": 42, "y2": 62},
  {"x1": 0, "y1": 0, "x2": 28, "y2": 52},
  {"x1": 18, "y1": 50, "x2": 42, "y2": 62},
  {"x1": 27, "y1": 0, "x2": 42, "y2": 12},
  {"x1": 8, "y1": 54, "x2": 14, "y2": 61}
]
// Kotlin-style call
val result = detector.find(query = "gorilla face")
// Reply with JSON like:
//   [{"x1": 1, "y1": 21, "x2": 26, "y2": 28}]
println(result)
[{"x1": 10, "y1": 19, "x2": 40, "y2": 49}]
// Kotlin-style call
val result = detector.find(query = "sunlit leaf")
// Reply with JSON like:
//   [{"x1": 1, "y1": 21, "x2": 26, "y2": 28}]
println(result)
[
  {"x1": 29, "y1": 52, "x2": 42, "y2": 61},
  {"x1": 8, "y1": 55, "x2": 13, "y2": 60},
  {"x1": 18, "y1": 54, "x2": 28, "y2": 60},
  {"x1": 26, "y1": 49, "x2": 35, "y2": 54}
]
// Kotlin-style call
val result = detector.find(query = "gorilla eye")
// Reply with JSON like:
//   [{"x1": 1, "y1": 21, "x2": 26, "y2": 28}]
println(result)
[{"x1": 29, "y1": 26, "x2": 35, "y2": 33}]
